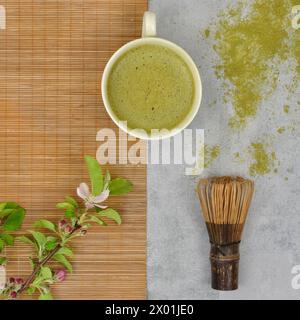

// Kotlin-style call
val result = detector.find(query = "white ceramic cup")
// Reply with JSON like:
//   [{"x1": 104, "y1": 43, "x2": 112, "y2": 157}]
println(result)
[{"x1": 101, "y1": 11, "x2": 202, "y2": 140}]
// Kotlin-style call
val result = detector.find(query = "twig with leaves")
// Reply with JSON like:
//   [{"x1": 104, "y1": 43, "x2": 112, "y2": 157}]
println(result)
[
  {"x1": 0, "y1": 156, "x2": 132, "y2": 300},
  {"x1": 0, "y1": 203, "x2": 25, "y2": 266}
]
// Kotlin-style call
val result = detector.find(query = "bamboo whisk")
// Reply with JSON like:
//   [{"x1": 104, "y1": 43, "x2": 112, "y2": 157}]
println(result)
[{"x1": 197, "y1": 176, "x2": 254, "y2": 291}]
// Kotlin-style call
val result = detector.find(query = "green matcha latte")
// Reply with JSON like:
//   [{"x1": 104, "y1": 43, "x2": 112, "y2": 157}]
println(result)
[{"x1": 107, "y1": 44, "x2": 195, "y2": 133}]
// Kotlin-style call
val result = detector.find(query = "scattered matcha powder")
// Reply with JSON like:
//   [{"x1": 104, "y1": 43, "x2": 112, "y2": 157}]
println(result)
[
  {"x1": 283, "y1": 105, "x2": 290, "y2": 114},
  {"x1": 234, "y1": 152, "x2": 240, "y2": 159},
  {"x1": 204, "y1": 145, "x2": 220, "y2": 168},
  {"x1": 204, "y1": 28, "x2": 210, "y2": 39},
  {"x1": 277, "y1": 127, "x2": 285, "y2": 134},
  {"x1": 201, "y1": 0, "x2": 299, "y2": 172},
  {"x1": 248, "y1": 142, "x2": 277, "y2": 176},
  {"x1": 210, "y1": 0, "x2": 298, "y2": 129}
]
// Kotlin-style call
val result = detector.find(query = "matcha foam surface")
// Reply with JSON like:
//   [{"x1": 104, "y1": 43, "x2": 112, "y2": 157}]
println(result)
[{"x1": 107, "y1": 44, "x2": 195, "y2": 132}]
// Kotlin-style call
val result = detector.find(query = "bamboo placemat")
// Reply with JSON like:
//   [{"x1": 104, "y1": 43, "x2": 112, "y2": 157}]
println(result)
[{"x1": 0, "y1": 0, "x2": 147, "y2": 300}]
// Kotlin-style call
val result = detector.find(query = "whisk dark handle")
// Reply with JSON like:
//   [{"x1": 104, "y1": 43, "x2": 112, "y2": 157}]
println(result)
[{"x1": 210, "y1": 242, "x2": 240, "y2": 291}]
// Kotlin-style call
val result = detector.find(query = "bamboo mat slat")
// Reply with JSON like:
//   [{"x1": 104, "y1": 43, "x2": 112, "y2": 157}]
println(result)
[{"x1": 0, "y1": 0, "x2": 147, "y2": 300}]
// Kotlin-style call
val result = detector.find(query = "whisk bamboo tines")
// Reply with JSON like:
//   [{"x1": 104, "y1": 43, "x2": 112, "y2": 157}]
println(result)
[{"x1": 197, "y1": 176, "x2": 254, "y2": 291}]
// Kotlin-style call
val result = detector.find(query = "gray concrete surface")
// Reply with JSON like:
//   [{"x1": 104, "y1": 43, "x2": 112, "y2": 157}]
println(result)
[{"x1": 147, "y1": 0, "x2": 300, "y2": 299}]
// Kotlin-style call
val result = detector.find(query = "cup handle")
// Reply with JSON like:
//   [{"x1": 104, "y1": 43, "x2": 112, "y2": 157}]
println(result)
[{"x1": 142, "y1": 11, "x2": 156, "y2": 38}]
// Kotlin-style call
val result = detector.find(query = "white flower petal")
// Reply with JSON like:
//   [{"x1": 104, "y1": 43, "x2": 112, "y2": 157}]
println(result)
[
  {"x1": 77, "y1": 188, "x2": 83, "y2": 200},
  {"x1": 94, "y1": 204, "x2": 108, "y2": 209},
  {"x1": 77, "y1": 182, "x2": 90, "y2": 199},
  {"x1": 93, "y1": 190, "x2": 110, "y2": 203}
]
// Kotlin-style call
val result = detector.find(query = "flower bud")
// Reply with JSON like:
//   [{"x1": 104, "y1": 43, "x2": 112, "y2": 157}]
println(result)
[
  {"x1": 58, "y1": 219, "x2": 67, "y2": 229},
  {"x1": 9, "y1": 277, "x2": 15, "y2": 284},
  {"x1": 55, "y1": 269, "x2": 66, "y2": 282},
  {"x1": 15, "y1": 278, "x2": 24, "y2": 285},
  {"x1": 64, "y1": 225, "x2": 73, "y2": 234},
  {"x1": 10, "y1": 291, "x2": 17, "y2": 299}
]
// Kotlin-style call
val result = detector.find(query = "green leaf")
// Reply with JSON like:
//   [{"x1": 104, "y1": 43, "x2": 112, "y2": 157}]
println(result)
[
  {"x1": 0, "y1": 239, "x2": 4, "y2": 252},
  {"x1": 0, "y1": 209, "x2": 15, "y2": 218},
  {"x1": 0, "y1": 233, "x2": 14, "y2": 246},
  {"x1": 109, "y1": 178, "x2": 133, "y2": 195},
  {"x1": 85, "y1": 155, "x2": 103, "y2": 196},
  {"x1": 95, "y1": 207, "x2": 102, "y2": 213},
  {"x1": 53, "y1": 254, "x2": 73, "y2": 273},
  {"x1": 47, "y1": 236, "x2": 57, "y2": 242},
  {"x1": 40, "y1": 266, "x2": 52, "y2": 280},
  {"x1": 0, "y1": 202, "x2": 7, "y2": 212},
  {"x1": 97, "y1": 208, "x2": 122, "y2": 225},
  {"x1": 89, "y1": 215, "x2": 106, "y2": 226},
  {"x1": 3, "y1": 208, "x2": 25, "y2": 231},
  {"x1": 32, "y1": 275, "x2": 43, "y2": 287},
  {"x1": 29, "y1": 231, "x2": 47, "y2": 248},
  {"x1": 16, "y1": 235, "x2": 34, "y2": 246},
  {"x1": 56, "y1": 247, "x2": 73, "y2": 257},
  {"x1": 0, "y1": 256, "x2": 7, "y2": 265},
  {"x1": 56, "y1": 202, "x2": 74, "y2": 210},
  {"x1": 34, "y1": 220, "x2": 56, "y2": 233},
  {"x1": 65, "y1": 196, "x2": 78, "y2": 208},
  {"x1": 103, "y1": 170, "x2": 111, "y2": 189},
  {"x1": 45, "y1": 240, "x2": 57, "y2": 251},
  {"x1": 0, "y1": 202, "x2": 23, "y2": 217},
  {"x1": 39, "y1": 291, "x2": 53, "y2": 300},
  {"x1": 27, "y1": 286, "x2": 36, "y2": 295},
  {"x1": 29, "y1": 257, "x2": 36, "y2": 269},
  {"x1": 1, "y1": 202, "x2": 19, "y2": 209},
  {"x1": 65, "y1": 209, "x2": 76, "y2": 218}
]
